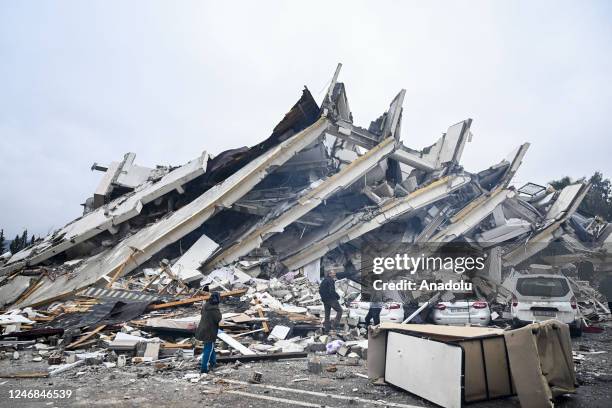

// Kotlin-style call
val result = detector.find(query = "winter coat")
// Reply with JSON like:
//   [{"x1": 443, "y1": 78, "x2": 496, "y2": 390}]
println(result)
[
  {"x1": 319, "y1": 277, "x2": 340, "y2": 303},
  {"x1": 195, "y1": 302, "x2": 222, "y2": 342},
  {"x1": 600, "y1": 275, "x2": 612, "y2": 301}
]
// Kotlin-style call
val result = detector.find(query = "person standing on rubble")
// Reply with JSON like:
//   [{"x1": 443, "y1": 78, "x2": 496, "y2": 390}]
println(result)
[
  {"x1": 195, "y1": 291, "x2": 222, "y2": 374},
  {"x1": 365, "y1": 292, "x2": 383, "y2": 327},
  {"x1": 600, "y1": 272, "x2": 612, "y2": 313},
  {"x1": 319, "y1": 270, "x2": 343, "y2": 332}
]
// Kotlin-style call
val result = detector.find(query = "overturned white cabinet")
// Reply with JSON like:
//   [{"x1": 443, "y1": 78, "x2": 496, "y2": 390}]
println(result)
[{"x1": 369, "y1": 323, "x2": 514, "y2": 408}]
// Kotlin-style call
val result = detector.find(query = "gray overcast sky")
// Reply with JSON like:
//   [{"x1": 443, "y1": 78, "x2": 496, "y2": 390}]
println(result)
[{"x1": 1, "y1": 1, "x2": 611, "y2": 239}]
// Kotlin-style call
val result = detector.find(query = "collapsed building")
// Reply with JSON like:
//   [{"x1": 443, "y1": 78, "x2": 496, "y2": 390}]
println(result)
[
  {"x1": 1, "y1": 64, "x2": 610, "y2": 314},
  {"x1": 0, "y1": 64, "x2": 610, "y2": 407}
]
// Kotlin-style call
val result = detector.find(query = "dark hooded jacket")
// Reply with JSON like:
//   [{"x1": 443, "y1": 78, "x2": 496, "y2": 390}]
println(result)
[
  {"x1": 319, "y1": 276, "x2": 340, "y2": 303},
  {"x1": 195, "y1": 301, "x2": 222, "y2": 342},
  {"x1": 600, "y1": 275, "x2": 612, "y2": 301}
]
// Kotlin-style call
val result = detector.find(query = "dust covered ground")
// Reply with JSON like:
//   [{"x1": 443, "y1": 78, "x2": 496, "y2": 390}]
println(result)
[{"x1": 1, "y1": 326, "x2": 611, "y2": 408}]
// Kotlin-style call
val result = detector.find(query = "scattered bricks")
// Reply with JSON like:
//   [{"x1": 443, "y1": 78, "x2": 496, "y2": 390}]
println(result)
[
  {"x1": 249, "y1": 371, "x2": 263, "y2": 384},
  {"x1": 154, "y1": 362, "x2": 172, "y2": 372},
  {"x1": 48, "y1": 353, "x2": 62, "y2": 365},
  {"x1": 132, "y1": 357, "x2": 153, "y2": 364},
  {"x1": 326, "y1": 365, "x2": 337, "y2": 373},
  {"x1": 117, "y1": 355, "x2": 127, "y2": 367},
  {"x1": 308, "y1": 357, "x2": 323, "y2": 374}
]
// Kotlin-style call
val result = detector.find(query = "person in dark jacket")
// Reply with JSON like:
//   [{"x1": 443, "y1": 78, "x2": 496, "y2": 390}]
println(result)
[
  {"x1": 365, "y1": 291, "x2": 383, "y2": 327},
  {"x1": 600, "y1": 273, "x2": 612, "y2": 313},
  {"x1": 319, "y1": 271, "x2": 342, "y2": 332},
  {"x1": 195, "y1": 292, "x2": 222, "y2": 373}
]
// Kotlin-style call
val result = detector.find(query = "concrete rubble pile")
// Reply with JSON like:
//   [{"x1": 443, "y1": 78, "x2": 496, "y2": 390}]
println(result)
[{"x1": 0, "y1": 64, "x2": 610, "y2": 394}]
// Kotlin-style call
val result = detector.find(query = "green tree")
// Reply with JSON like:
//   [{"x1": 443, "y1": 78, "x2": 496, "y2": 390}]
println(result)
[
  {"x1": 7, "y1": 229, "x2": 33, "y2": 254},
  {"x1": 9, "y1": 234, "x2": 21, "y2": 254},
  {"x1": 20, "y1": 229, "x2": 28, "y2": 249},
  {"x1": 549, "y1": 176, "x2": 573, "y2": 191},
  {"x1": 0, "y1": 229, "x2": 5, "y2": 253},
  {"x1": 550, "y1": 171, "x2": 612, "y2": 220}
]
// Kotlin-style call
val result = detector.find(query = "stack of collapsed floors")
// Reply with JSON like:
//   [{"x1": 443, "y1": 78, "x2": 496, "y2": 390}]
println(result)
[{"x1": 1, "y1": 64, "x2": 610, "y2": 322}]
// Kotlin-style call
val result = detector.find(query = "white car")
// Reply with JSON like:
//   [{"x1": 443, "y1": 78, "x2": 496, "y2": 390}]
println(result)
[
  {"x1": 431, "y1": 300, "x2": 491, "y2": 327},
  {"x1": 508, "y1": 274, "x2": 582, "y2": 336},
  {"x1": 347, "y1": 300, "x2": 405, "y2": 324}
]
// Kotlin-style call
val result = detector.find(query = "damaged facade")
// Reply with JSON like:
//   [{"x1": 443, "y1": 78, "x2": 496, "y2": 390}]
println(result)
[{"x1": 1, "y1": 64, "x2": 611, "y2": 407}]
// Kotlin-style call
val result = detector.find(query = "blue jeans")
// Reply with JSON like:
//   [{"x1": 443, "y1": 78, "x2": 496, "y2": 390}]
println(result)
[{"x1": 201, "y1": 341, "x2": 216, "y2": 373}]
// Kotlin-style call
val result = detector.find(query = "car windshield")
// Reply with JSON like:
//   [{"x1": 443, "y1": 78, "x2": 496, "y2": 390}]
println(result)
[{"x1": 516, "y1": 277, "x2": 570, "y2": 297}]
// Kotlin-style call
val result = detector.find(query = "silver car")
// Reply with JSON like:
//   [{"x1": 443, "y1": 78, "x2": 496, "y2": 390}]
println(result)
[{"x1": 431, "y1": 299, "x2": 491, "y2": 327}]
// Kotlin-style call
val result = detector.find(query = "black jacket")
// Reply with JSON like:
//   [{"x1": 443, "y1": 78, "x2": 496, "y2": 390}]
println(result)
[
  {"x1": 600, "y1": 275, "x2": 612, "y2": 301},
  {"x1": 319, "y1": 277, "x2": 340, "y2": 303},
  {"x1": 195, "y1": 302, "x2": 222, "y2": 342}
]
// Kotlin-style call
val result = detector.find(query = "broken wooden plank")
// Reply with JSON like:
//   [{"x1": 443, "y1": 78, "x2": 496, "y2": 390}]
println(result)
[
  {"x1": 255, "y1": 300, "x2": 269, "y2": 334},
  {"x1": 66, "y1": 324, "x2": 106, "y2": 350},
  {"x1": 13, "y1": 278, "x2": 45, "y2": 306},
  {"x1": 0, "y1": 340, "x2": 36, "y2": 347},
  {"x1": 0, "y1": 371, "x2": 49, "y2": 379},
  {"x1": 106, "y1": 249, "x2": 140, "y2": 288},
  {"x1": 49, "y1": 359, "x2": 86, "y2": 377},
  {"x1": 233, "y1": 328, "x2": 265, "y2": 338},
  {"x1": 141, "y1": 267, "x2": 165, "y2": 292},
  {"x1": 161, "y1": 342, "x2": 194, "y2": 349},
  {"x1": 216, "y1": 352, "x2": 307, "y2": 363},
  {"x1": 227, "y1": 313, "x2": 257, "y2": 324},
  {"x1": 146, "y1": 288, "x2": 247, "y2": 311},
  {"x1": 31, "y1": 316, "x2": 54, "y2": 322},
  {"x1": 217, "y1": 331, "x2": 255, "y2": 355}
]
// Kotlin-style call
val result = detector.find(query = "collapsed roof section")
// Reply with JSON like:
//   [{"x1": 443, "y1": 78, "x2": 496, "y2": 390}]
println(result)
[
  {"x1": 90, "y1": 152, "x2": 166, "y2": 210},
  {"x1": 0, "y1": 153, "x2": 209, "y2": 275},
  {"x1": 17, "y1": 116, "x2": 331, "y2": 307},
  {"x1": 2, "y1": 63, "x2": 608, "y2": 310}
]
